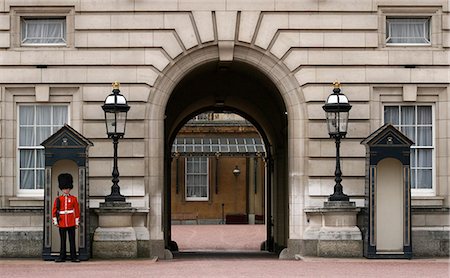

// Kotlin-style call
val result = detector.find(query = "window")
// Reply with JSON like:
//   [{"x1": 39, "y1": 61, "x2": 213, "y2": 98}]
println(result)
[
  {"x1": 185, "y1": 157, "x2": 209, "y2": 201},
  {"x1": 384, "y1": 105, "x2": 434, "y2": 192},
  {"x1": 18, "y1": 105, "x2": 68, "y2": 193},
  {"x1": 21, "y1": 17, "x2": 66, "y2": 45},
  {"x1": 386, "y1": 17, "x2": 430, "y2": 45}
]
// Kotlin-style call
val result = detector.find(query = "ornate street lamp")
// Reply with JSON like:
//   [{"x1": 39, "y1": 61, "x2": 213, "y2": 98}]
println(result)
[
  {"x1": 102, "y1": 81, "x2": 130, "y2": 202},
  {"x1": 322, "y1": 81, "x2": 352, "y2": 202}
]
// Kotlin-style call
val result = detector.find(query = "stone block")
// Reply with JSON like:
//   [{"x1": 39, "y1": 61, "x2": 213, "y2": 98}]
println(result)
[
  {"x1": 154, "y1": 32, "x2": 183, "y2": 58},
  {"x1": 0, "y1": 68, "x2": 41, "y2": 83},
  {"x1": 389, "y1": 50, "x2": 433, "y2": 65},
  {"x1": 289, "y1": 14, "x2": 341, "y2": 29},
  {"x1": 80, "y1": 0, "x2": 133, "y2": 12},
  {"x1": 42, "y1": 67, "x2": 87, "y2": 83},
  {"x1": 342, "y1": 14, "x2": 378, "y2": 30},
  {"x1": 284, "y1": 50, "x2": 307, "y2": 71},
  {"x1": 412, "y1": 227, "x2": 449, "y2": 257},
  {"x1": 111, "y1": 50, "x2": 145, "y2": 65},
  {"x1": 64, "y1": 50, "x2": 111, "y2": 65},
  {"x1": 129, "y1": 32, "x2": 154, "y2": 47},
  {"x1": 271, "y1": 32, "x2": 299, "y2": 59},
  {"x1": 93, "y1": 227, "x2": 137, "y2": 258},
  {"x1": 86, "y1": 67, "x2": 138, "y2": 83},
  {"x1": 0, "y1": 14, "x2": 9, "y2": 30},
  {"x1": 75, "y1": 14, "x2": 110, "y2": 30},
  {"x1": 35, "y1": 85, "x2": 49, "y2": 102},
  {"x1": 299, "y1": 32, "x2": 324, "y2": 47},
  {"x1": 0, "y1": 50, "x2": 20, "y2": 65},
  {"x1": 315, "y1": 67, "x2": 366, "y2": 83},
  {"x1": 0, "y1": 31, "x2": 9, "y2": 47},
  {"x1": 135, "y1": 0, "x2": 177, "y2": 11},
  {"x1": 192, "y1": 11, "x2": 214, "y2": 43},
  {"x1": 178, "y1": 0, "x2": 226, "y2": 10},
  {"x1": 324, "y1": 32, "x2": 366, "y2": 48},
  {"x1": 216, "y1": 11, "x2": 237, "y2": 41},
  {"x1": 112, "y1": 14, "x2": 164, "y2": 30},
  {"x1": 0, "y1": 228, "x2": 42, "y2": 257},
  {"x1": 149, "y1": 239, "x2": 166, "y2": 259},
  {"x1": 275, "y1": 0, "x2": 318, "y2": 11},
  {"x1": 308, "y1": 50, "x2": 342, "y2": 65},
  {"x1": 317, "y1": 240, "x2": 363, "y2": 257},
  {"x1": 318, "y1": 0, "x2": 373, "y2": 11},
  {"x1": 165, "y1": 13, "x2": 198, "y2": 50},
  {"x1": 238, "y1": 11, "x2": 260, "y2": 43},
  {"x1": 227, "y1": 0, "x2": 274, "y2": 10},
  {"x1": 343, "y1": 51, "x2": 389, "y2": 65},
  {"x1": 411, "y1": 68, "x2": 450, "y2": 83},
  {"x1": 145, "y1": 49, "x2": 170, "y2": 71},
  {"x1": 87, "y1": 32, "x2": 129, "y2": 47},
  {"x1": 255, "y1": 13, "x2": 288, "y2": 49}
]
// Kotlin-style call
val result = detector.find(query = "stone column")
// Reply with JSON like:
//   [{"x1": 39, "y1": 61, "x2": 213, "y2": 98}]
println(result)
[{"x1": 93, "y1": 202, "x2": 137, "y2": 258}]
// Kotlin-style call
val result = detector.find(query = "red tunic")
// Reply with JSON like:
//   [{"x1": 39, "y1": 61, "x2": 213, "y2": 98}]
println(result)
[{"x1": 52, "y1": 195, "x2": 80, "y2": 228}]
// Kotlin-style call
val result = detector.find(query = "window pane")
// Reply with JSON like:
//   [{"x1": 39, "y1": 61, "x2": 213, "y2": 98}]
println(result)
[
  {"x1": 416, "y1": 169, "x2": 432, "y2": 189},
  {"x1": 37, "y1": 149, "x2": 45, "y2": 168},
  {"x1": 417, "y1": 106, "x2": 432, "y2": 125},
  {"x1": 36, "y1": 170, "x2": 45, "y2": 189},
  {"x1": 36, "y1": 106, "x2": 51, "y2": 125},
  {"x1": 19, "y1": 106, "x2": 34, "y2": 125},
  {"x1": 36, "y1": 127, "x2": 51, "y2": 145},
  {"x1": 401, "y1": 106, "x2": 415, "y2": 125},
  {"x1": 20, "y1": 127, "x2": 35, "y2": 146},
  {"x1": 20, "y1": 170, "x2": 35, "y2": 189},
  {"x1": 384, "y1": 106, "x2": 399, "y2": 125},
  {"x1": 22, "y1": 18, "x2": 66, "y2": 45},
  {"x1": 417, "y1": 149, "x2": 432, "y2": 167},
  {"x1": 387, "y1": 18, "x2": 430, "y2": 44},
  {"x1": 417, "y1": 127, "x2": 432, "y2": 146},
  {"x1": 20, "y1": 150, "x2": 35, "y2": 168},
  {"x1": 401, "y1": 126, "x2": 415, "y2": 142},
  {"x1": 53, "y1": 106, "x2": 68, "y2": 126}
]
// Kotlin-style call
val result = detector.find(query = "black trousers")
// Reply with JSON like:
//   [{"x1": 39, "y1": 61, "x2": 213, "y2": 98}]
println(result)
[{"x1": 59, "y1": 226, "x2": 77, "y2": 259}]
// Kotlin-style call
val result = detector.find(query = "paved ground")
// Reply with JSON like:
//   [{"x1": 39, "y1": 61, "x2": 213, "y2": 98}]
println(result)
[
  {"x1": 171, "y1": 224, "x2": 266, "y2": 251},
  {"x1": 1, "y1": 225, "x2": 449, "y2": 278}
]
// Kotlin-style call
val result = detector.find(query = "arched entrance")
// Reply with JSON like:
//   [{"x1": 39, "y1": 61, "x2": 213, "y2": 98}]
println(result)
[{"x1": 148, "y1": 45, "x2": 305, "y2": 258}]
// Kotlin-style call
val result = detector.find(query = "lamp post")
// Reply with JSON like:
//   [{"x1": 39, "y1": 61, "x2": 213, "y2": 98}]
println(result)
[
  {"x1": 322, "y1": 81, "x2": 352, "y2": 202},
  {"x1": 102, "y1": 81, "x2": 130, "y2": 202}
]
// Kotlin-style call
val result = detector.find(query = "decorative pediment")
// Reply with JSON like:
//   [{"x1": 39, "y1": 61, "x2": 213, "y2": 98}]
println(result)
[
  {"x1": 41, "y1": 124, "x2": 93, "y2": 149},
  {"x1": 361, "y1": 124, "x2": 414, "y2": 148}
]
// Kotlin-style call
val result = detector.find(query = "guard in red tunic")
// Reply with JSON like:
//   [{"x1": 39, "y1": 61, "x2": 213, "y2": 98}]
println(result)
[{"x1": 52, "y1": 173, "x2": 80, "y2": 262}]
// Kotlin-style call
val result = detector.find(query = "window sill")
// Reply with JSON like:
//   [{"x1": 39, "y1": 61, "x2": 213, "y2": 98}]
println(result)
[{"x1": 9, "y1": 197, "x2": 44, "y2": 207}]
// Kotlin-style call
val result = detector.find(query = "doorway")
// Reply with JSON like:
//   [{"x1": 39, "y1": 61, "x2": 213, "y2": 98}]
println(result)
[
  {"x1": 163, "y1": 60, "x2": 289, "y2": 255},
  {"x1": 170, "y1": 112, "x2": 267, "y2": 252}
]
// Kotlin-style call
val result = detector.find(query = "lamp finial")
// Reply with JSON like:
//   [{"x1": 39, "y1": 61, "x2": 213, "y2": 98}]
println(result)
[
  {"x1": 333, "y1": 80, "x2": 341, "y2": 89},
  {"x1": 112, "y1": 81, "x2": 120, "y2": 90}
]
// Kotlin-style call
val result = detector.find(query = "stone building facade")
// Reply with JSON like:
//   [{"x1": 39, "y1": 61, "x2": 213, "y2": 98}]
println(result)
[{"x1": 0, "y1": 0, "x2": 448, "y2": 258}]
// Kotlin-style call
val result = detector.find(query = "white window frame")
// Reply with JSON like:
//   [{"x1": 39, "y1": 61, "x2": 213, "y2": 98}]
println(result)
[
  {"x1": 382, "y1": 104, "x2": 435, "y2": 196},
  {"x1": 17, "y1": 104, "x2": 69, "y2": 196},
  {"x1": 185, "y1": 156, "x2": 209, "y2": 201},
  {"x1": 386, "y1": 17, "x2": 431, "y2": 46},
  {"x1": 21, "y1": 17, "x2": 67, "y2": 46}
]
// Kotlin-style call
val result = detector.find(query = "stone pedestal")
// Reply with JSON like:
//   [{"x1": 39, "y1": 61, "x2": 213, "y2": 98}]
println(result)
[
  {"x1": 304, "y1": 201, "x2": 363, "y2": 257},
  {"x1": 93, "y1": 202, "x2": 138, "y2": 259}
]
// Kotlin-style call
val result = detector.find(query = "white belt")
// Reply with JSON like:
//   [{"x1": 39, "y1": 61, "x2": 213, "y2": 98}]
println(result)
[{"x1": 59, "y1": 210, "x2": 74, "y2": 215}]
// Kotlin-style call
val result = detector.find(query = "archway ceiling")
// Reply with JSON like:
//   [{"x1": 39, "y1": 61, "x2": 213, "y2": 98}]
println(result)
[{"x1": 165, "y1": 61, "x2": 288, "y2": 151}]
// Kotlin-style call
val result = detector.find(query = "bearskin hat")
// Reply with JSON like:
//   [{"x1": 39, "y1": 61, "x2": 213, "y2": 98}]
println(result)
[{"x1": 58, "y1": 173, "x2": 73, "y2": 190}]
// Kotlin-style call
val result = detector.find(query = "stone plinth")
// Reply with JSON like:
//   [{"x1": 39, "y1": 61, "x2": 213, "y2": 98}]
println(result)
[
  {"x1": 304, "y1": 201, "x2": 363, "y2": 257},
  {"x1": 93, "y1": 202, "x2": 138, "y2": 259}
]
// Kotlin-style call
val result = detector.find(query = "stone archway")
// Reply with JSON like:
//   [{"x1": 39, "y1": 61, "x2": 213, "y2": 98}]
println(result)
[{"x1": 146, "y1": 45, "x2": 306, "y2": 259}]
